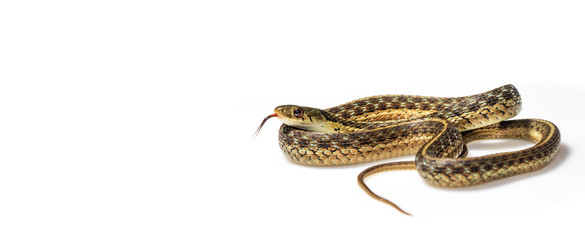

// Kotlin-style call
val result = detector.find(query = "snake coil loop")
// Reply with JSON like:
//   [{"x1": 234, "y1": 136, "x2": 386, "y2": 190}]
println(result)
[{"x1": 270, "y1": 85, "x2": 560, "y2": 215}]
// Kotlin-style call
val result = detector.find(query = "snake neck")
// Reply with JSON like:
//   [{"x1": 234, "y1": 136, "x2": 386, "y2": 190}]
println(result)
[{"x1": 320, "y1": 111, "x2": 372, "y2": 133}]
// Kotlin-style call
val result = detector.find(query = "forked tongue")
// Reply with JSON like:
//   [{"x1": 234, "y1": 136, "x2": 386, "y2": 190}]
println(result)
[{"x1": 251, "y1": 113, "x2": 278, "y2": 140}]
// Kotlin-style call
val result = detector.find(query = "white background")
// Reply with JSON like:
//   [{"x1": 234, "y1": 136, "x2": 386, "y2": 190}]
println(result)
[{"x1": 1, "y1": 1, "x2": 584, "y2": 239}]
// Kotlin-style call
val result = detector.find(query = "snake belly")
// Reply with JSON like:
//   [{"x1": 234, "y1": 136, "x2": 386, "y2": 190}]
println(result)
[{"x1": 277, "y1": 84, "x2": 560, "y2": 188}]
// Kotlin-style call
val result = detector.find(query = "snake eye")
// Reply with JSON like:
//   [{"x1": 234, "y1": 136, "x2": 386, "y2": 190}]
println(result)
[{"x1": 293, "y1": 108, "x2": 303, "y2": 118}]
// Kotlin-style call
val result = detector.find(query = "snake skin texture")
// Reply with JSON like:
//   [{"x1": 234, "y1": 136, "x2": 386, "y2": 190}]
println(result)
[
  {"x1": 279, "y1": 84, "x2": 526, "y2": 165},
  {"x1": 275, "y1": 84, "x2": 560, "y2": 214}
]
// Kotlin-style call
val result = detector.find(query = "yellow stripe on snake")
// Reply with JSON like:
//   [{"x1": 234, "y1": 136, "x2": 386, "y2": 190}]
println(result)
[{"x1": 255, "y1": 84, "x2": 560, "y2": 215}]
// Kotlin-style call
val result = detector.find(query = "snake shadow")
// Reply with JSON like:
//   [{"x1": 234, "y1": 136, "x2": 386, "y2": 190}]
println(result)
[{"x1": 442, "y1": 142, "x2": 570, "y2": 192}]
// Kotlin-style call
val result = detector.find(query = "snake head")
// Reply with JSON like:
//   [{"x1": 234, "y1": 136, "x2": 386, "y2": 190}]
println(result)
[{"x1": 274, "y1": 105, "x2": 330, "y2": 132}]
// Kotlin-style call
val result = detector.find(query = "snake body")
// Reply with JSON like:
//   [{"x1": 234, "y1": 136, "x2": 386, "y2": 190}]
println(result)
[{"x1": 270, "y1": 84, "x2": 560, "y2": 215}]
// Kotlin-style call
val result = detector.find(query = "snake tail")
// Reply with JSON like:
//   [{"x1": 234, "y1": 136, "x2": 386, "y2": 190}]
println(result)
[{"x1": 357, "y1": 161, "x2": 416, "y2": 216}]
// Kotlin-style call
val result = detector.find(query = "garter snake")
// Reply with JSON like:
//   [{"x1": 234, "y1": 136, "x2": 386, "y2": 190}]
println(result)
[{"x1": 256, "y1": 84, "x2": 561, "y2": 215}]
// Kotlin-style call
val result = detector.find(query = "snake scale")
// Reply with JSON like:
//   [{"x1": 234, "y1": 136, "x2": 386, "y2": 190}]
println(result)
[{"x1": 256, "y1": 84, "x2": 560, "y2": 215}]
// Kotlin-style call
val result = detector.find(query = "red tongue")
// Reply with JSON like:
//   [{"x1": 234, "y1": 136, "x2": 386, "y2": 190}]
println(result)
[{"x1": 251, "y1": 113, "x2": 278, "y2": 140}]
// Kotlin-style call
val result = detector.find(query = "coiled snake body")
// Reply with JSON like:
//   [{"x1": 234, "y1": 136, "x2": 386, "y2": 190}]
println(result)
[{"x1": 257, "y1": 84, "x2": 560, "y2": 215}]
